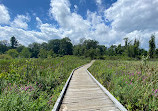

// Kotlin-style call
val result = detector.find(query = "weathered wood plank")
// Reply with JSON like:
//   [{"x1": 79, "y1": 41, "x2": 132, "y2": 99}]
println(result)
[{"x1": 58, "y1": 61, "x2": 124, "y2": 111}]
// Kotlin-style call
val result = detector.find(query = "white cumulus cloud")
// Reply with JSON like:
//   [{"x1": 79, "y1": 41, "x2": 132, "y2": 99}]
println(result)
[
  {"x1": 1, "y1": 0, "x2": 158, "y2": 49},
  {"x1": 104, "y1": 0, "x2": 158, "y2": 49},
  {"x1": 49, "y1": 0, "x2": 90, "y2": 42},
  {"x1": 10, "y1": 15, "x2": 30, "y2": 30},
  {"x1": 0, "y1": 16, "x2": 64, "y2": 45},
  {"x1": 105, "y1": 0, "x2": 158, "y2": 33},
  {"x1": 96, "y1": 0, "x2": 102, "y2": 5},
  {"x1": 0, "y1": 4, "x2": 10, "y2": 24},
  {"x1": 49, "y1": 0, "x2": 113, "y2": 44}
]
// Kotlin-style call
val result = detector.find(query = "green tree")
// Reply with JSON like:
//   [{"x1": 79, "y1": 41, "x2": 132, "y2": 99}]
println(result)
[
  {"x1": 98, "y1": 45, "x2": 107, "y2": 55},
  {"x1": 47, "y1": 50, "x2": 56, "y2": 58},
  {"x1": 108, "y1": 45, "x2": 116, "y2": 56},
  {"x1": 73, "y1": 39, "x2": 103, "y2": 58},
  {"x1": 10, "y1": 36, "x2": 18, "y2": 49},
  {"x1": 127, "y1": 44, "x2": 134, "y2": 57},
  {"x1": 73, "y1": 45, "x2": 81, "y2": 56},
  {"x1": 16, "y1": 45, "x2": 25, "y2": 53},
  {"x1": 6, "y1": 49, "x2": 19, "y2": 58},
  {"x1": 124, "y1": 37, "x2": 128, "y2": 49},
  {"x1": 48, "y1": 39, "x2": 60, "y2": 54},
  {"x1": 155, "y1": 49, "x2": 158, "y2": 58},
  {"x1": 20, "y1": 47, "x2": 31, "y2": 58},
  {"x1": 0, "y1": 40, "x2": 8, "y2": 54},
  {"x1": 133, "y1": 39, "x2": 140, "y2": 58},
  {"x1": 38, "y1": 49, "x2": 48, "y2": 58},
  {"x1": 83, "y1": 39, "x2": 98, "y2": 50},
  {"x1": 28, "y1": 42, "x2": 40, "y2": 58},
  {"x1": 115, "y1": 44, "x2": 123, "y2": 55},
  {"x1": 140, "y1": 49, "x2": 147, "y2": 56},
  {"x1": 85, "y1": 48, "x2": 96, "y2": 59},
  {"x1": 59, "y1": 37, "x2": 73, "y2": 55},
  {"x1": 95, "y1": 48, "x2": 101, "y2": 58},
  {"x1": 41, "y1": 42, "x2": 48, "y2": 50},
  {"x1": 149, "y1": 35, "x2": 156, "y2": 58}
]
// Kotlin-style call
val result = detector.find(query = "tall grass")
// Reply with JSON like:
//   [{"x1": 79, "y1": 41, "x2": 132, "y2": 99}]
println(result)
[
  {"x1": 0, "y1": 56, "x2": 90, "y2": 111},
  {"x1": 89, "y1": 60, "x2": 158, "y2": 111}
]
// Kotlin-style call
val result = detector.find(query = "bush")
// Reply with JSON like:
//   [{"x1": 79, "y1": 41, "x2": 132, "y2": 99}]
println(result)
[
  {"x1": 20, "y1": 48, "x2": 31, "y2": 58},
  {"x1": 0, "y1": 54, "x2": 12, "y2": 60},
  {"x1": 6, "y1": 49, "x2": 19, "y2": 58}
]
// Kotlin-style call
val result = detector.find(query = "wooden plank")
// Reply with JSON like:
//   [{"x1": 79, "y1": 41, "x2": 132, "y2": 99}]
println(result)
[
  {"x1": 52, "y1": 64, "x2": 87, "y2": 111},
  {"x1": 87, "y1": 70, "x2": 127, "y2": 111},
  {"x1": 58, "y1": 61, "x2": 126, "y2": 111}
]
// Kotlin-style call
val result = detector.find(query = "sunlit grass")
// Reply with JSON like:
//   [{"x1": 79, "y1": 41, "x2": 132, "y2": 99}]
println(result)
[
  {"x1": 89, "y1": 60, "x2": 158, "y2": 110},
  {"x1": 0, "y1": 56, "x2": 90, "y2": 110}
]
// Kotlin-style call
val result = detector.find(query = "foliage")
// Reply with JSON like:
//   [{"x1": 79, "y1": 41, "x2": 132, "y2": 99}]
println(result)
[
  {"x1": 133, "y1": 39, "x2": 140, "y2": 58},
  {"x1": 10, "y1": 36, "x2": 18, "y2": 49},
  {"x1": 107, "y1": 45, "x2": 117, "y2": 56},
  {"x1": 38, "y1": 48, "x2": 48, "y2": 58},
  {"x1": 20, "y1": 47, "x2": 31, "y2": 58},
  {"x1": 73, "y1": 39, "x2": 106, "y2": 59},
  {"x1": 41, "y1": 42, "x2": 48, "y2": 50},
  {"x1": 59, "y1": 37, "x2": 73, "y2": 55},
  {"x1": 125, "y1": 38, "x2": 141, "y2": 58},
  {"x1": 0, "y1": 40, "x2": 8, "y2": 54},
  {"x1": 85, "y1": 48, "x2": 96, "y2": 59},
  {"x1": 0, "y1": 56, "x2": 90, "y2": 110},
  {"x1": 141, "y1": 55, "x2": 149, "y2": 66},
  {"x1": 6, "y1": 49, "x2": 19, "y2": 58},
  {"x1": 149, "y1": 35, "x2": 156, "y2": 58},
  {"x1": 115, "y1": 44, "x2": 124, "y2": 55},
  {"x1": 1, "y1": 34, "x2": 158, "y2": 60},
  {"x1": 89, "y1": 60, "x2": 158, "y2": 111},
  {"x1": 28, "y1": 42, "x2": 41, "y2": 58},
  {"x1": 48, "y1": 39, "x2": 60, "y2": 54},
  {"x1": 47, "y1": 37, "x2": 73, "y2": 56},
  {"x1": 124, "y1": 37, "x2": 128, "y2": 49},
  {"x1": 103, "y1": 55, "x2": 134, "y2": 61},
  {"x1": 0, "y1": 54, "x2": 12, "y2": 60},
  {"x1": 83, "y1": 39, "x2": 99, "y2": 49},
  {"x1": 16, "y1": 45, "x2": 25, "y2": 53}
]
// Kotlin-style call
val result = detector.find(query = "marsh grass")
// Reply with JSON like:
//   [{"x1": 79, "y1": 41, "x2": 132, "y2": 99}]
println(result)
[
  {"x1": 0, "y1": 56, "x2": 90, "y2": 111},
  {"x1": 89, "y1": 60, "x2": 158, "y2": 111}
]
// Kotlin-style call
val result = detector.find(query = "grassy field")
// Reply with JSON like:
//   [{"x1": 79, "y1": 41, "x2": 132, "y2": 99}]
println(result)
[
  {"x1": 89, "y1": 60, "x2": 158, "y2": 111},
  {"x1": 0, "y1": 56, "x2": 90, "y2": 111}
]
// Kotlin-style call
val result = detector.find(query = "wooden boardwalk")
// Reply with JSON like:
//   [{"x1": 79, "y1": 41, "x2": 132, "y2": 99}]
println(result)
[{"x1": 54, "y1": 61, "x2": 126, "y2": 111}]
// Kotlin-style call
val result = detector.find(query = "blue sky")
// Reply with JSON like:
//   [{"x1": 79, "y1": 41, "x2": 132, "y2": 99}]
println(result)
[
  {"x1": 1, "y1": 0, "x2": 54, "y2": 30},
  {"x1": 0, "y1": 0, "x2": 158, "y2": 49},
  {"x1": 0, "y1": 0, "x2": 115, "y2": 30}
]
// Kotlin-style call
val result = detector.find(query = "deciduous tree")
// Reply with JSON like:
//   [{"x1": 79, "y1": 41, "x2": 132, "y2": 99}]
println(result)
[
  {"x1": 10, "y1": 36, "x2": 18, "y2": 49},
  {"x1": 20, "y1": 47, "x2": 31, "y2": 58},
  {"x1": 149, "y1": 35, "x2": 155, "y2": 58}
]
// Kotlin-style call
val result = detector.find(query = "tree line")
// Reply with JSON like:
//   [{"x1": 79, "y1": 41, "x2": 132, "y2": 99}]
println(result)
[{"x1": 0, "y1": 35, "x2": 157, "y2": 59}]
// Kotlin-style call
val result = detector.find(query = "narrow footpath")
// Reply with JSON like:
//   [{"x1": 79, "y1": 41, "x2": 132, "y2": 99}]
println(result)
[{"x1": 59, "y1": 61, "x2": 120, "y2": 111}]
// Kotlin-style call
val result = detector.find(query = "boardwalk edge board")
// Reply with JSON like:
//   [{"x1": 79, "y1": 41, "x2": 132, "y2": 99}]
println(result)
[
  {"x1": 52, "y1": 65, "x2": 85, "y2": 111},
  {"x1": 86, "y1": 70, "x2": 127, "y2": 111}
]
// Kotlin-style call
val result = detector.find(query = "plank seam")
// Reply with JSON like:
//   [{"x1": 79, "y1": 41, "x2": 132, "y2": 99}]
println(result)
[{"x1": 86, "y1": 69, "x2": 127, "y2": 111}]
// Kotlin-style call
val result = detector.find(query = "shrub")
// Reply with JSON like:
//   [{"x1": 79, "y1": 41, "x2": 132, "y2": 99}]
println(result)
[
  {"x1": 0, "y1": 54, "x2": 12, "y2": 60},
  {"x1": 6, "y1": 49, "x2": 19, "y2": 58}
]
